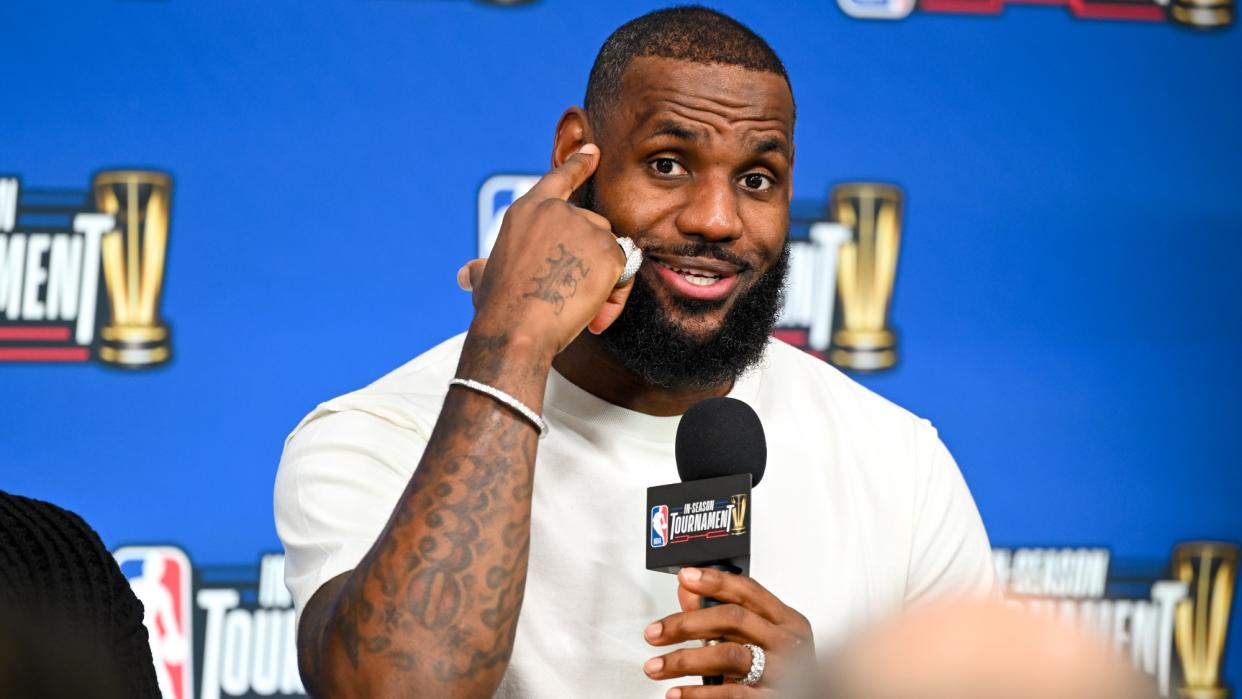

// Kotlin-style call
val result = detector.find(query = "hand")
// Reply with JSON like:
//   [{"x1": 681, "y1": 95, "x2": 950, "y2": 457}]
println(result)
[
  {"x1": 643, "y1": 567, "x2": 816, "y2": 697},
  {"x1": 460, "y1": 144, "x2": 635, "y2": 359}
]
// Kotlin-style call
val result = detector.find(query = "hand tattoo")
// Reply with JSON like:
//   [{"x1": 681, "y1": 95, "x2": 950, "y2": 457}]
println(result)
[{"x1": 523, "y1": 244, "x2": 590, "y2": 315}]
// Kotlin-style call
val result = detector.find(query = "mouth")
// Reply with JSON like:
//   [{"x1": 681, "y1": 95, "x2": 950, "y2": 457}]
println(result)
[{"x1": 649, "y1": 254, "x2": 741, "y2": 302}]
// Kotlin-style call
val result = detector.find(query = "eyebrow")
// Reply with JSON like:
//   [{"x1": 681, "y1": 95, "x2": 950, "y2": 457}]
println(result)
[
  {"x1": 646, "y1": 120, "x2": 702, "y2": 142},
  {"x1": 749, "y1": 136, "x2": 790, "y2": 160},
  {"x1": 644, "y1": 119, "x2": 791, "y2": 161}
]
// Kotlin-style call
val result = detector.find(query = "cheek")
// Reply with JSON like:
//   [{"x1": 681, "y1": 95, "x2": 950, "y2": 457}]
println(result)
[
  {"x1": 741, "y1": 207, "x2": 788, "y2": 259},
  {"x1": 593, "y1": 173, "x2": 678, "y2": 235}
]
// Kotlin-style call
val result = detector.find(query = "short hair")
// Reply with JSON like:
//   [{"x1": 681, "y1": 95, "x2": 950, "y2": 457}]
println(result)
[{"x1": 584, "y1": 6, "x2": 793, "y2": 126}]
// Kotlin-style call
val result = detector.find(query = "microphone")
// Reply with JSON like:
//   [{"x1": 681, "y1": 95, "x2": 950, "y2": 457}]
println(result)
[
  {"x1": 675, "y1": 396, "x2": 766, "y2": 488},
  {"x1": 647, "y1": 397, "x2": 767, "y2": 685}
]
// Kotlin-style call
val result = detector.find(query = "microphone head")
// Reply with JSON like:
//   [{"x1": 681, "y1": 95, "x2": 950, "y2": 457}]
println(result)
[{"x1": 674, "y1": 396, "x2": 766, "y2": 487}]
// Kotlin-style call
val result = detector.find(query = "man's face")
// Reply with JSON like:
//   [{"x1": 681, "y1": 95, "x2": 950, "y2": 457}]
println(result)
[{"x1": 585, "y1": 56, "x2": 795, "y2": 388}]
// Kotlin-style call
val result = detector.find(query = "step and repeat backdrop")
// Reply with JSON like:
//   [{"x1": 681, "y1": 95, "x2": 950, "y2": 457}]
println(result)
[{"x1": 2, "y1": 1, "x2": 1239, "y2": 697}]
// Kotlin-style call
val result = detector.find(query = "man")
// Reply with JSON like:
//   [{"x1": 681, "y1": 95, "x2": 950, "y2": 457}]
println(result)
[{"x1": 275, "y1": 7, "x2": 994, "y2": 697}]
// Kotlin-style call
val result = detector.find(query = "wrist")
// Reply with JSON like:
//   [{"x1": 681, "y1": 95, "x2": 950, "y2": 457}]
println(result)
[
  {"x1": 457, "y1": 324, "x2": 554, "y2": 412},
  {"x1": 449, "y1": 378, "x2": 548, "y2": 438}
]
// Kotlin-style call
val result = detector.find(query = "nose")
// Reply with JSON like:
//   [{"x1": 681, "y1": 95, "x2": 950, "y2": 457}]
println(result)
[{"x1": 674, "y1": 175, "x2": 744, "y2": 243}]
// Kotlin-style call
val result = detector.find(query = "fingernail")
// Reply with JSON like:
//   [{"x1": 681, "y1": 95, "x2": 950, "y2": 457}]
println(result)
[
  {"x1": 667, "y1": 689, "x2": 681, "y2": 699},
  {"x1": 456, "y1": 265, "x2": 472, "y2": 291},
  {"x1": 579, "y1": 143, "x2": 599, "y2": 156},
  {"x1": 643, "y1": 657, "x2": 663, "y2": 675},
  {"x1": 680, "y1": 567, "x2": 702, "y2": 582},
  {"x1": 644, "y1": 622, "x2": 662, "y2": 640}
]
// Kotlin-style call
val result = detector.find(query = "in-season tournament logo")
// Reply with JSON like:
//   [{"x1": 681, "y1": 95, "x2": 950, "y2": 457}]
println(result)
[
  {"x1": 0, "y1": 171, "x2": 174, "y2": 368},
  {"x1": 649, "y1": 494, "x2": 749, "y2": 548},
  {"x1": 993, "y1": 542, "x2": 1237, "y2": 698},
  {"x1": 837, "y1": 0, "x2": 1232, "y2": 28}
]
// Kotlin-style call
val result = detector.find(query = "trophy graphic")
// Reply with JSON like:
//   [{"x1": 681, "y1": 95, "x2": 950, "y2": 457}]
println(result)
[
  {"x1": 1173, "y1": 542, "x2": 1238, "y2": 699},
  {"x1": 92, "y1": 170, "x2": 173, "y2": 368},
  {"x1": 1169, "y1": 0, "x2": 1234, "y2": 29},
  {"x1": 828, "y1": 183, "x2": 903, "y2": 371},
  {"x1": 729, "y1": 494, "x2": 748, "y2": 536}
]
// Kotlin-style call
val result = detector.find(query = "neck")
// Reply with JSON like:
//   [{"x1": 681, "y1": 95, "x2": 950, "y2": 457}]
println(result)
[{"x1": 552, "y1": 332, "x2": 733, "y2": 417}]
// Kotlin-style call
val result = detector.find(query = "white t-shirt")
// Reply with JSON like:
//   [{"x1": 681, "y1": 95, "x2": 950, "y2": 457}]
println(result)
[{"x1": 275, "y1": 333, "x2": 995, "y2": 697}]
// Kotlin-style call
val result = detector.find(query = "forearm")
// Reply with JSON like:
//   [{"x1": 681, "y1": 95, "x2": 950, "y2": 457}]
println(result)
[
  {"x1": 316, "y1": 330, "x2": 549, "y2": 697},
  {"x1": 305, "y1": 143, "x2": 621, "y2": 696}
]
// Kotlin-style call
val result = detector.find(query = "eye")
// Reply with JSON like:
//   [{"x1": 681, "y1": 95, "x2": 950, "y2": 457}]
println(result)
[
  {"x1": 740, "y1": 173, "x2": 774, "y2": 192},
  {"x1": 650, "y1": 158, "x2": 687, "y2": 176}
]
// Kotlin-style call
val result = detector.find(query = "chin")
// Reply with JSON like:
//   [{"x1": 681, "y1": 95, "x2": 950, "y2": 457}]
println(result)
[{"x1": 658, "y1": 302, "x2": 732, "y2": 340}]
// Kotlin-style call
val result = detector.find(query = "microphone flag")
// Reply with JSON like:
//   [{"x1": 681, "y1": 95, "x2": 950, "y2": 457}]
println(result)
[{"x1": 646, "y1": 473, "x2": 752, "y2": 576}]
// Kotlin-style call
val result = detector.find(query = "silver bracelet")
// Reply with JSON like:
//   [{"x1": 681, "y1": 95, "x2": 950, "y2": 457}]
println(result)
[{"x1": 449, "y1": 377, "x2": 548, "y2": 439}]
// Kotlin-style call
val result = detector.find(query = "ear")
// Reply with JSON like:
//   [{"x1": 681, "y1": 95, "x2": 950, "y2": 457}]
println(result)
[{"x1": 552, "y1": 107, "x2": 593, "y2": 169}]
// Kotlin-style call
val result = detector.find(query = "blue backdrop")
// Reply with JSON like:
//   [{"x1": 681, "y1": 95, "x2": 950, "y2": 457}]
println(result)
[{"x1": 2, "y1": 0, "x2": 1239, "y2": 690}]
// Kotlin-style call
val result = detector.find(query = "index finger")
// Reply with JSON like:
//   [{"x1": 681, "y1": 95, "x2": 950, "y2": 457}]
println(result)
[
  {"x1": 529, "y1": 143, "x2": 600, "y2": 201},
  {"x1": 676, "y1": 567, "x2": 790, "y2": 626}
]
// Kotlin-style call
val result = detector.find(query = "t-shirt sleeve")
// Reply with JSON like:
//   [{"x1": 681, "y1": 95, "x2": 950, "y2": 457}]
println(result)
[
  {"x1": 904, "y1": 422, "x2": 997, "y2": 604},
  {"x1": 274, "y1": 407, "x2": 429, "y2": 623}
]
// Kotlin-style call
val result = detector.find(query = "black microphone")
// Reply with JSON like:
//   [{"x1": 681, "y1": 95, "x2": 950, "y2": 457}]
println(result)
[
  {"x1": 647, "y1": 397, "x2": 767, "y2": 685},
  {"x1": 674, "y1": 396, "x2": 766, "y2": 487}
]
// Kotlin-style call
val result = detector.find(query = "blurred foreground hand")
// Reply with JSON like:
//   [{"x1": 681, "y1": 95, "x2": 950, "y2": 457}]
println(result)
[{"x1": 799, "y1": 600, "x2": 1158, "y2": 699}]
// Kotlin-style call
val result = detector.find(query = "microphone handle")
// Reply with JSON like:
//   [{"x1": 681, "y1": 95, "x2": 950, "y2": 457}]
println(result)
[{"x1": 699, "y1": 562, "x2": 741, "y2": 686}]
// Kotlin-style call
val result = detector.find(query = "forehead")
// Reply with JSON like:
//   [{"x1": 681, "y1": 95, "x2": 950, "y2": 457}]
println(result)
[{"x1": 608, "y1": 56, "x2": 794, "y2": 144}]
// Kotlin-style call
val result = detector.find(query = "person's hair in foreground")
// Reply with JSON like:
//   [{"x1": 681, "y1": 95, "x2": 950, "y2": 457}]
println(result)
[{"x1": 0, "y1": 491, "x2": 159, "y2": 698}]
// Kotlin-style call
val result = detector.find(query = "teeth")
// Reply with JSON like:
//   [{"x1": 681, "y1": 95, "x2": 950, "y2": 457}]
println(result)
[{"x1": 657, "y1": 260, "x2": 722, "y2": 284}]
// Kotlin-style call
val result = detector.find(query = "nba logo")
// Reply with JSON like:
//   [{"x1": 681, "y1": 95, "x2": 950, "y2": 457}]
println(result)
[
  {"x1": 477, "y1": 174, "x2": 540, "y2": 257},
  {"x1": 116, "y1": 546, "x2": 195, "y2": 699},
  {"x1": 835, "y1": 0, "x2": 916, "y2": 18},
  {"x1": 651, "y1": 505, "x2": 669, "y2": 548}
]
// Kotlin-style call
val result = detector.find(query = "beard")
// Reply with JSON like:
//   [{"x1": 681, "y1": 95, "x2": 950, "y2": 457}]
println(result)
[{"x1": 598, "y1": 240, "x2": 790, "y2": 391}]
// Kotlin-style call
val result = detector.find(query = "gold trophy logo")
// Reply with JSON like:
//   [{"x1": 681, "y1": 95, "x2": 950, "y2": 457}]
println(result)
[
  {"x1": 1173, "y1": 541, "x2": 1238, "y2": 699},
  {"x1": 92, "y1": 170, "x2": 173, "y2": 368},
  {"x1": 829, "y1": 183, "x2": 903, "y2": 371},
  {"x1": 1169, "y1": 0, "x2": 1234, "y2": 29},
  {"x1": 729, "y1": 494, "x2": 748, "y2": 536}
]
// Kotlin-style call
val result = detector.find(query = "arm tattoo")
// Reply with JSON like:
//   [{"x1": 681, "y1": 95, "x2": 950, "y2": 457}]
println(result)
[
  {"x1": 325, "y1": 350, "x2": 540, "y2": 691},
  {"x1": 522, "y1": 243, "x2": 590, "y2": 315}
]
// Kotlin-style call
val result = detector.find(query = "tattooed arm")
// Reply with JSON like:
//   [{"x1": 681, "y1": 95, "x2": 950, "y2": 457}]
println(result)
[
  {"x1": 297, "y1": 144, "x2": 633, "y2": 697},
  {"x1": 299, "y1": 333, "x2": 547, "y2": 697}
]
